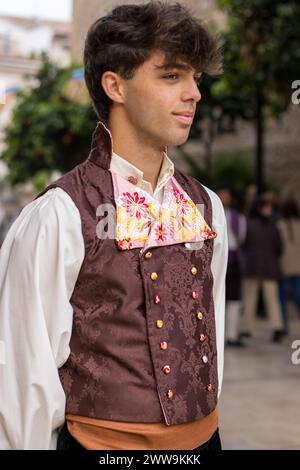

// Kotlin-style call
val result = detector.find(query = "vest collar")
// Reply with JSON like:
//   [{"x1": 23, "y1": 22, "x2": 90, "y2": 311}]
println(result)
[{"x1": 88, "y1": 121, "x2": 113, "y2": 170}]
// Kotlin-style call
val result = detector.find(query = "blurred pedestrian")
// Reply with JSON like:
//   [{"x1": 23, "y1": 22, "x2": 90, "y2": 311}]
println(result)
[
  {"x1": 216, "y1": 184, "x2": 246, "y2": 347},
  {"x1": 241, "y1": 197, "x2": 285, "y2": 342},
  {"x1": 243, "y1": 184, "x2": 257, "y2": 217},
  {"x1": 277, "y1": 199, "x2": 300, "y2": 334}
]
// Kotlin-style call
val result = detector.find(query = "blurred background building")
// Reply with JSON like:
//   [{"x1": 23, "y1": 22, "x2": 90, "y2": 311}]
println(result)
[
  {"x1": 0, "y1": 12, "x2": 71, "y2": 159},
  {"x1": 0, "y1": 4, "x2": 71, "y2": 216},
  {"x1": 71, "y1": 0, "x2": 225, "y2": 60}
]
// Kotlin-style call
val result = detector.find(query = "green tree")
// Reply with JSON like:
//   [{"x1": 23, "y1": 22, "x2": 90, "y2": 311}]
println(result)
[
  {"x1": 188, "y1": 74, "x2": 247, "y2": 183},
  {"x1": 2, "y1": 57, "x2": 96, "y2": 186},
  {"x1": 217, "y1": 0, "x2": 300, "y2": 192}
]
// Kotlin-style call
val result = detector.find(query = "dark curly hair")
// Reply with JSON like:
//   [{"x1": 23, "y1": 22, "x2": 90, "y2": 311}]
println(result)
[{"x1": 84, "y1": 1, "x2": 223, "y2": 123}]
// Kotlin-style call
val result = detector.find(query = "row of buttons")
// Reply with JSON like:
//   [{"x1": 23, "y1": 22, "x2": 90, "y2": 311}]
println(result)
[
  {"x1": 148, "y1": 267, "x2": 198, "y2": 283},
  {"x1": 144, "y1": 250, "x2": 213, "y2": 397}
]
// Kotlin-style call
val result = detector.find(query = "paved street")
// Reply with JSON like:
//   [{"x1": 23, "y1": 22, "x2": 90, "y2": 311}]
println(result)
[{"x1": 220, "y1": 316, "x2": 300, "y2": 449}]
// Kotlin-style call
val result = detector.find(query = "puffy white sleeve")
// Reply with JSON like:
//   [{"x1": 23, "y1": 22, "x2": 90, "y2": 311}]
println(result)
[
  {"x1": 203, "y1": 186, "x2": 228, "y2": 398},
  {"x1": 0, "y1": 187, "x2": 84, "y2": 450}
]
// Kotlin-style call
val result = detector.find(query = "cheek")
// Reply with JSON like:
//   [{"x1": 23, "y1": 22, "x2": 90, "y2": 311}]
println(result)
[
  {"x1": 127, "y1": 86, "x2": 150, "y2": 116},
  {"x1": 126, "y1": 83, "x2": 175, "y2": 124},
  {"x1": 130, "y1": 91, "x2": 161, "y2": 120}
]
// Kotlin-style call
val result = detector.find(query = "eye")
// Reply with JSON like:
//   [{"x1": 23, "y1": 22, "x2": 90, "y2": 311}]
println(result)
[{"x1": 163, "y1": 73, "x2": 179, "y2": 81}]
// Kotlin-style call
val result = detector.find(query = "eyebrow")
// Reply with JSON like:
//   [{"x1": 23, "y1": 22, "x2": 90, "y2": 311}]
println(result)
[{"x1": 154, "y1": 62, "x2": 202, "y2": 77}]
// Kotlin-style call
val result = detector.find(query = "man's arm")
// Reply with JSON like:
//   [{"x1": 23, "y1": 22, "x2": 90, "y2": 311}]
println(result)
[
  {"x1": 0, "y1": 188, "x2": 84, "y2": 449},
  {"x1": 204, "y1": 186, "x2": 228, "y2": 398}
]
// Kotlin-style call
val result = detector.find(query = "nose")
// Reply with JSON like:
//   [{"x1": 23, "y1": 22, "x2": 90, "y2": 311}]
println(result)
[{"x1": 182, "y1": 79, "x2": 201, "y2": 103}]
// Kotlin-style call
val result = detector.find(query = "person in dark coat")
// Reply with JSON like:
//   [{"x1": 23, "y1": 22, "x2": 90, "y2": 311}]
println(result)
[{"x1": 241, "y1": 197, "x2": 285, "y2": 342}]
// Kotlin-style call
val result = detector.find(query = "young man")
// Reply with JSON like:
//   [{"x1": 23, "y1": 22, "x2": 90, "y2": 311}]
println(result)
[{"x1": 0, "y1": 2, "x2": 228, "y2": 450}]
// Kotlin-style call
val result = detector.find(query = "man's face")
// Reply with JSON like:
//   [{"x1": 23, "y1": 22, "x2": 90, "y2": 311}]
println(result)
[{"x1": 120, "y1": 51, "x2": 202, "y2": 147}]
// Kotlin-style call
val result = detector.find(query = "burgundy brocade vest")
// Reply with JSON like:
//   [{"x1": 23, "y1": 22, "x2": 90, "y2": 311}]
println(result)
[{"x1": 38, "y1": 122, "x2": 218, "y2": 425}]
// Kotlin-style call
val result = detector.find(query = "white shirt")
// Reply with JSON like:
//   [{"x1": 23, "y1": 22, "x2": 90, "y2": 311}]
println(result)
[
  {"x1": 0, "y1": 152, "x2": 227, "y2": 449},
  {"x1": 111, "y1": 151, "x2": 174, "y2": 203}
]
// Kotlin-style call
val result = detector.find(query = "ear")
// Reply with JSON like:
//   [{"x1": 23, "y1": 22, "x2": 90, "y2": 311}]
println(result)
[{"x1": 101, "y1": 71, "x2": 126, "y2": 104}]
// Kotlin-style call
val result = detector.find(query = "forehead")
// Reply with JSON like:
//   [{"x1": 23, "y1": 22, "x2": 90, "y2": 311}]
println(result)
[{"x1": 143, "y1": 50, "x2": 198, "y2": 73}]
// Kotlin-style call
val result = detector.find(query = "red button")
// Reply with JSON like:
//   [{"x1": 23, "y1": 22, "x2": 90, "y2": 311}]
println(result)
[
  {"x1": 207, "y1": 383, "x2": 213, "y2": 392},
  {"x1": 163, "y1": 365, "x2": 171, "y2": 375},
  {"x1": 199, "y1": 334, "x2": 206, "y2": 342},
  {"x1": 155, "y1": 295, "x2": 161, "y2": 304},
  {"x1": 192, "y1": 291, "x2": 199, "y2": 299}
]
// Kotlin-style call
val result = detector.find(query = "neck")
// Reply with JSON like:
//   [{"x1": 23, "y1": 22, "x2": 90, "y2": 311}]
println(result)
[{"x1": 108, "y1": 114, "x2": 165, "y2": 191}]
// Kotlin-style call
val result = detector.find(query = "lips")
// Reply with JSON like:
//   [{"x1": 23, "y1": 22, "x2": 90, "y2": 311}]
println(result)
[{"x1": 173, "y1": 112, "x2": 194, "y2": 125}]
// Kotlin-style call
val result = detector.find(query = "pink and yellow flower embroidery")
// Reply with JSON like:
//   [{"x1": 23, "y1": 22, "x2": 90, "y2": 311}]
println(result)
[
  {"x1": 111, "y1": 171, "x2": 217, "y2": 251},
  {"x1": 155, "y1": 223, "x2": 167, "y2": 241},
  {"x1": 120, "y1": 191, "x2": 149, "y2": 220},
  {"x1": 173, "y1": 189, "x2": 190, "y2": 215},
  {"x1": 117, "y1": 239, "x2": 133, "y2": 250},
  {"x1": 201, "y1": 230, "x2": 217, "y2": 240}
]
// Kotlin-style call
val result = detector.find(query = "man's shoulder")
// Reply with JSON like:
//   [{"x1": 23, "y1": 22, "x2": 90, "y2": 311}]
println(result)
[
  {"x1": 25, "y1": 187, "x2": 79, "y2": 230},
  {"x1": 1, "y1": 187, "x2": 80, "y2": 254},
  {"x1": 36, "y1": 185, "x2": 74, "y2": 206},
  {"x1": 35, "y1": 162, "x2": 86, "y2": 201}
]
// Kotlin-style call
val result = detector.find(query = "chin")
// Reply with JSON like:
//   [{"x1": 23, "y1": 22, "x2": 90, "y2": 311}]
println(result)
[
  {"x1": 157, "y1": 126, "x2": 190, "y2": 147},
  {"x1": 170, "y1": 131, "x2": 190, "y2": 147}
]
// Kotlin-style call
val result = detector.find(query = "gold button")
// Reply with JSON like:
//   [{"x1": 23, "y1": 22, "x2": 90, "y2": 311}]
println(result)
[
  {"x1": 197, "y1": 312, "x2": 203, "y2": 320},
  {"x1": 144, "y1": 251, "x2": 152, "y2": 259},
  {"x1": 191, "y1": 266, "x2": 198, "y2": 275},
  {"x1": 151, "y1": 272, "x2": 158, "y2": 281},
  {"x1": 156, "y1": 320, "x2": 163, "y2": 329},
  {"x1": 166, "y1": 389, "x2": 174, "y2": 399}
]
